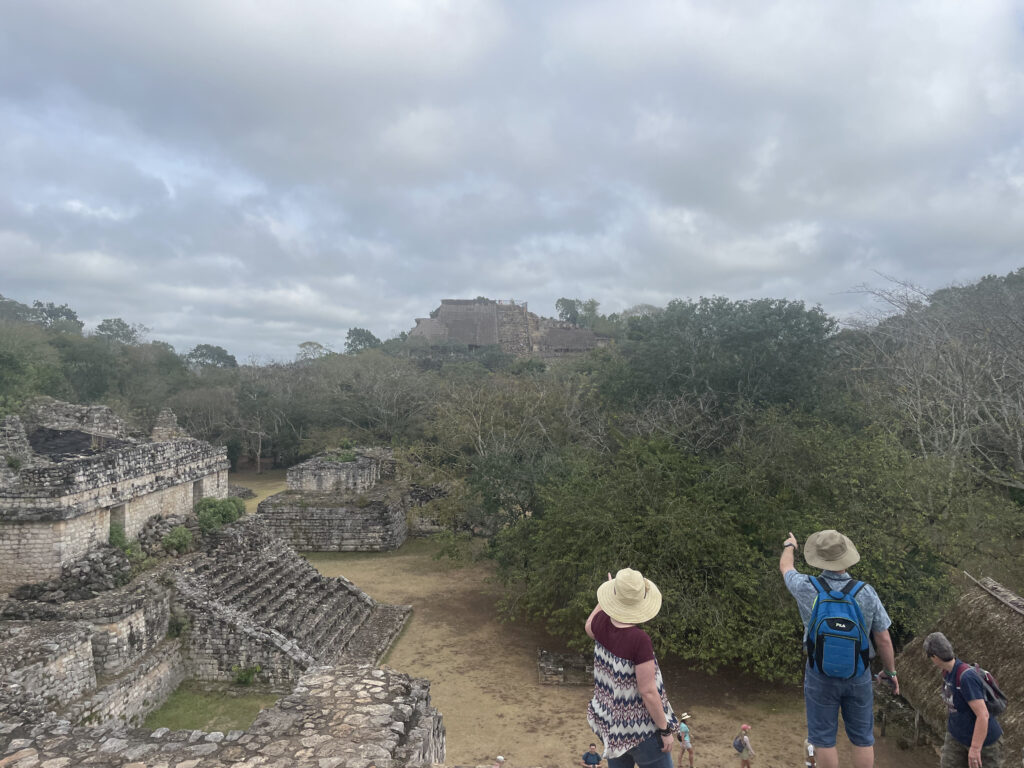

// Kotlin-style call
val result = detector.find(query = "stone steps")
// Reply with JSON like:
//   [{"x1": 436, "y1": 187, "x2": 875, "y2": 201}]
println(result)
[{"x1": 336, "y1": 604, "x2": 412, "y2": 665}]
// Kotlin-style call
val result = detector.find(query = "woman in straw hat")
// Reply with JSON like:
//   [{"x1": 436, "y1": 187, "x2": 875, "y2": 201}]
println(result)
[{"x1": 585, "y1": 568, "x2": 679, "y2": 768}]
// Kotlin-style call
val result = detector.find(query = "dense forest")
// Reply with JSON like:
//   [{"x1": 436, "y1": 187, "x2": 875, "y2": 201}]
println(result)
[{"x1": 2, "y1": 271, "x2": 1023, "y2": 681}]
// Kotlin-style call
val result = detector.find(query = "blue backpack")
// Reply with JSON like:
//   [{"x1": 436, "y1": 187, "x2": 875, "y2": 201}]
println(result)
[{"x1": 805, "y1": 576, "x2": 871, "y2": 679}]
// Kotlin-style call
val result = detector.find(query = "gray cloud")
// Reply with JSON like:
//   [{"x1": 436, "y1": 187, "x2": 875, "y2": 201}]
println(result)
[{"x1": 1, "y1": 0, "x2": 1023, "y2": 359}]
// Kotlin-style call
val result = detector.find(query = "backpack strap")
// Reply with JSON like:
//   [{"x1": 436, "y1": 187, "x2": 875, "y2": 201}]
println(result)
[
  {"x1": 841, "y1": 579, "x2": 864, "y2": 597},
  {"x1": 954, "y1": 661, "x2": 973, "y2": 689},
  {"x1": 808, "y1": 575, "x2": 828, "y2": 596}
]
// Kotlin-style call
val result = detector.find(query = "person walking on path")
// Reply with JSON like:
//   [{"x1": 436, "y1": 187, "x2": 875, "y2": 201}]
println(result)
[
  {"x1": 586, "y1": 568, "x2": 679, "y2": 768},
  {"x1": 737, "y1": 724, "x2": 755, "y2": 767},
  {"x1": 675, "y1": 713, "x2": 693, "y2": 768},
  {"x1": 923, "y1": 632, "x2": 1004, "y2": 768},
  {"x1": 581, "y1": 743, "x2": 603, "y2": 768},
  {"x1": 780, "y1": 530, "x2": 899, "y2": 768}
]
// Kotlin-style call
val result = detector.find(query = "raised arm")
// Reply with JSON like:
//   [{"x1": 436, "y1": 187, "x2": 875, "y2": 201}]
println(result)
[
  {"x1": 585, "y1": 604, "x2": 602, "y2": 639},
  {"x1": 779, "y1": 532, "x2": 798, "y2": 576}
]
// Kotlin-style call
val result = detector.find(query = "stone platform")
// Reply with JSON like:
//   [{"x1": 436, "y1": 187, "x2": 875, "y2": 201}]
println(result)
[{"x1": 0, "y1": 664, "x2": 445, "y2": 768}]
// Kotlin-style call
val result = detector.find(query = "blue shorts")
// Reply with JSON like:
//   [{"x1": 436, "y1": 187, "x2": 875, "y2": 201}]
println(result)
[
  {"x1": 607, "y1": 735, "x2": 673, "y2": 768},
  {"x1": 804, "y1": 665, "x2": 874, "y2": 748}
]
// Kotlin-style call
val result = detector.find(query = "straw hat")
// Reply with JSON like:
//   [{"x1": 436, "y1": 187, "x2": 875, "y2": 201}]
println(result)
[
  {"x1": 804, "y1": 530, "x2": 860, "y2": 571},
  {"x1": 597, "y1": 568, "x2": 662, "y2": 624}
]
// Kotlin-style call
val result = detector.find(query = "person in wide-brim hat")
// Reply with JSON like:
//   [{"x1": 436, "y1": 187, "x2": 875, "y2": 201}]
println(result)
[
  {"x1": 802, "y1": 529, "x2": 860, "y2": 571},
  {"x1": 596, "y1": 567, "x2": 662, "y2": 624}
]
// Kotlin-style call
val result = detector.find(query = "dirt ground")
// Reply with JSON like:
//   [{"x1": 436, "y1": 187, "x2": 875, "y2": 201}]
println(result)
[
  {"x1": 229, "y1": 471, "x2": 935, "y2": 768},
  {"x1": 307, "y1": 543, "x2": 936, "y2": 768}
]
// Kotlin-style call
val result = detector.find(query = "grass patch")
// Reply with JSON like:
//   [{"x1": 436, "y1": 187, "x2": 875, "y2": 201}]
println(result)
[{"x1": 143, "y1": 683, "x2": 278, "y2": 732}]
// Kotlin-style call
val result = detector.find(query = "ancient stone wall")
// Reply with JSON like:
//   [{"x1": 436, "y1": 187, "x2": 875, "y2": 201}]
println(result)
[
  {"x1": 0, "y1": 622, "x2": 96, "y2": 718},
  {"x1": 66, "y1": 641, "x2": 186, "y2": 728},
  {"x1": 497, "y1": 301, "x2": 531, "y2": 356},
  {"x1": 0, "y1": 437, "x2": 228, "y2": 594},
  {"x1": 0, "y1": 509, "x2": 112, "y2": 591},
  {"x1": 1, "y1": 569, "x2": 173, "y2": 680},
  {"x1": 0, "y1": 664, "x2": 445, "y2": 768},
  {"x1": 257, "y1": 490, "x2": 408, "y2": 551},
  {"x1": 22, "y1": 397, "x2": 133, "y2": 440},
  {"x1": 286, "y1": 450, "x2": 393, "y2": 493}
]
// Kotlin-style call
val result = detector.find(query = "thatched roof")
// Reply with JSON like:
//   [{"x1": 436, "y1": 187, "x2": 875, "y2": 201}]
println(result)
[{"x1": 897, "y1": 575, "x2": 1023, "y2": 755}]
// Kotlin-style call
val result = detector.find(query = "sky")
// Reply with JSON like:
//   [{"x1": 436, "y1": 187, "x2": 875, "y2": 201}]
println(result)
[{"x1": 2, "y1": 1, "x2": 1023, "y2": 360}]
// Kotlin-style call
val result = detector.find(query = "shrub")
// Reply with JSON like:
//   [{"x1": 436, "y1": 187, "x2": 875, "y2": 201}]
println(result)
[
  {"x1": 354, "y1": 494, "x2": 372, "y2": 508},
  {"x1": 5, "y1": 456, "x2": 21, "y2": 471},
  {"x1": 162, "y1": 525, "x2": 193, "y2": 554},
  {"x1": 109, "y1": 523, "x2": 129, "y2": 551},
  {"x1": 167, "y1": 613, "x2": 190, "y2": 638},
  {"x1": 195, "y1": 497, "x2": 247, "y2": 533},
  {"x1": 231, "y1": 663, "x2": 262, "y2": 685}
]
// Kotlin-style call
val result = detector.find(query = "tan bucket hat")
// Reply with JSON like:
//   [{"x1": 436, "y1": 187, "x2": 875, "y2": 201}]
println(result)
[
  {"x1": 804, "y1": 529, "x2": 860, "y2": 571},
  {"x1": 597, "y1": 568, "x2": 662, "y2": 624}
]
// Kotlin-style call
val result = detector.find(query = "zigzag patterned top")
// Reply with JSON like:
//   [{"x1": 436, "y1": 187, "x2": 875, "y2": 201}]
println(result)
[{"x1": 587, "y1": 619, "x2": 677, "y2": 758}]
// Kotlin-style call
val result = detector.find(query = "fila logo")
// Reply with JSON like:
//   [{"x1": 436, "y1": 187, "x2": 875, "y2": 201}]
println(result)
[{"x1": 834, "y1": 620, "x2": 850, "y2": 629}]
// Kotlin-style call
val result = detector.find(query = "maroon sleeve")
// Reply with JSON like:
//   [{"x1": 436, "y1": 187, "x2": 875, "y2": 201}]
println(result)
[{"x1": 629, "y1": 628, "x2": 655, "y2": 664}]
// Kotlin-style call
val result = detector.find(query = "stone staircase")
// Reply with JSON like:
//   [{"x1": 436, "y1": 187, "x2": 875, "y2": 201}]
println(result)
[{"x1": 179, "y1": 519, "x2": 410, "y2": 673}]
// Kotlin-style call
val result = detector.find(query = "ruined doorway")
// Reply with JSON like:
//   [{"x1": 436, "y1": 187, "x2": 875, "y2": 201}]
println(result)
[
  {"x1": 109, "y1": 504, "x2": 126, "y2": 533},
  {"x1": 192, "y1": 480, "x2": 204, "y2": 509}
]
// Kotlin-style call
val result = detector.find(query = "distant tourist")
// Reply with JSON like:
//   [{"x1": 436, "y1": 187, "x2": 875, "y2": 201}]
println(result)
[
  {"x1": 676, "y1": 713, "x2": 693, "y2": 768},
  {"x1": 581, "y1": 743, "x2": 603, "y2": 767},
  {"x1": 780, "y1": 530, "x2": 898, "y2": 768},
  {"x1": 586, "y1": 568, "x2": 679, "y2": 768},
  {"x1": 735, "y1": 723, "x2": 755, "y2": 767},
  {"x1": 923, "y1": 632, "x2": 1004, "y2": 768},
  {"x1": 493, "y1": 755, "x2": 505, "y2": 768}
]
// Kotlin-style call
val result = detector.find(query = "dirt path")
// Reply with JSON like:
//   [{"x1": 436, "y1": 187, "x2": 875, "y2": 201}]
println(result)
[
  {"x1": 307, "y1": 543, "x2": 934, "y2": 768},
  {"x1": 229, "y1": 472, "x2": 933, "y2": 768}
]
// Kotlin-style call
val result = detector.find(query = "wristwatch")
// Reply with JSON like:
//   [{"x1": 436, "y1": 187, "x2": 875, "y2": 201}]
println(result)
[
  {"x1": 656, "y1": 725, "x2": 675, "y2": 736},
  {"x1": 783, "y1": 542, "x2": 796, "y2": 549}
]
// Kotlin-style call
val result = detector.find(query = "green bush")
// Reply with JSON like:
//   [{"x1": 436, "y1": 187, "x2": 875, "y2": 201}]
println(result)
[
  {"x1": 195, "y1": 497, "x2": 246, "y2": 533},
  {"x1": 109, "y1": 523, "x2": 129, "y2": 551},
  {"x1": 167, "y1": 613, "x2": 190, "y2": 638},
  {"x1": 231, "y1": 663, "x2": 262, "y2": 685},
  {"x1": 162, "y1": 525, "x2": 193, "y2": 554}
]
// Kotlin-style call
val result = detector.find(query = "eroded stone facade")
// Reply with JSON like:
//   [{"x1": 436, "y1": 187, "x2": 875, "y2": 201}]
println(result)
[
  {"x1": 257, "y1": 449, "x2": 412, "y2": 552},
  {"x1": 409, "y1": 297, "x2": 605, "y2": 358},
  {"x1": 0, "y1": 664, "x2": 445, "y2": 768},
  {"x1": 0, "y1": 400, "x2": 229, "y2": 594}
]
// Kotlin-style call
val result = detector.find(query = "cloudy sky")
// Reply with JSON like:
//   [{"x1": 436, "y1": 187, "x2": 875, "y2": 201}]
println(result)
[{"x1": 2, "y1": 1, "x2": 1023, "y2": 360}]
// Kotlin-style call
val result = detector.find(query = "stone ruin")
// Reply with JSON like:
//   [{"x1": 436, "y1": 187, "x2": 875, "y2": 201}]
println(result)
[
  {"x1": 0, "y1": 398, "x2": 229, "y2": 595},
  {"x1": 256, "y1": 449, "x2": 421, "y2": 552},
  {"x1": 536, "y1": 650, "x2": 592, "y2": 686},
  {"x1": 409, "y1": 298, "x2": 607, "y2": 358},
  {"x1": 0, "y1": 401, "x2": 446, "y2": 768}
]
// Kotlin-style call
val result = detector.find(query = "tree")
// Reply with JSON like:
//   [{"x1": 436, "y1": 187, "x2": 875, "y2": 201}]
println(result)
[
  {"x1": 94, "y1": 317, "x2": 148, "y2": 345},
  {"x1": 29, "y1": 301, "x2": 83, "y2": 334},
  {"x1": 296, "y1": 341, "x2": 330, "y2": 361},
  {"x1": 555, "y1": 298, "x2": 581, "y2": 325},
  {"x1": 345, "y1": 328, "x2": 382, "y2": 354},
  {"x1": 186, "y1": 344, "x2": 238, "y2": 369}
]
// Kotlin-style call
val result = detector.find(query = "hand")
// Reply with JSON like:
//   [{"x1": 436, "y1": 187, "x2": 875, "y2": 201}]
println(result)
[
  {"x1": 660, "y1": 733, "x2": 673, "y2": 753},
  {"x1": 784, "y1": 532, "x2": 799, "y2": 550},
  {"x1": 878, "y1": 671, "x2": 900, "y2": 696},
  {"x1": 968, "y1": 745, "x2": 982, "y2": 767}
]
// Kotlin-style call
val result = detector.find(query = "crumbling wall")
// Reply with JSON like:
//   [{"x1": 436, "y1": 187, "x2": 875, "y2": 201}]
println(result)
[
  {"x1": 286, "y1": 450, "x2": 393, "y2": 492},
  {"x1": 0, "y1": 508, "x2": 112, "y2": 591},
  {"x1": 0, "y1": 622, "x2": 96, "y2": 718},
  {"x1": 257, "y1": 490, "x2": 408, "y2": 551},
  {"x1": 0, "y1": 438, "x2": 228, "y2": 594},
  {"x1": 0, "y1": 664, "x2": 445, "y2": 768},
  {"x1": 66, "y1": 640, "x2": 186, "y2": 727}
]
